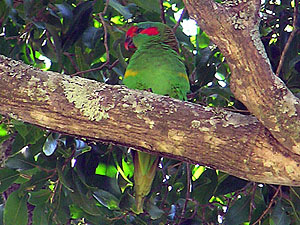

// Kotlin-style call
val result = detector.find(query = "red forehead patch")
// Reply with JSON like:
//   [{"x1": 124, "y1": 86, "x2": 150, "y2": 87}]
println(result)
[
  {"x1": 140, "y1": 27, "x2": 159, "y2": 36},
  {"x1": 126, "y1": 26, "x2": 139, "y2": 37}
]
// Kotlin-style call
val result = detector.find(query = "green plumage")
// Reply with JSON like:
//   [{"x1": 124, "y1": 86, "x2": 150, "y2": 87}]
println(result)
[
  {"x1": 123, "y1": 22, "x2": 190, "y2": 214},
  {"x1": 124, "y1": 22, "x2": 190, "y2": 100}
]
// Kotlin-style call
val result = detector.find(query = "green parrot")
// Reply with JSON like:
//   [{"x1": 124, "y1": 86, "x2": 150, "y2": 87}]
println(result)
[{"x1": 123, "y1": 22, "x2": 190, "y2": 214}]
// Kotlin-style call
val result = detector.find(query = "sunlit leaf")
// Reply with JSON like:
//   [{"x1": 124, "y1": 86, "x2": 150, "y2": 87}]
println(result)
[{"x1": 43, "y1": 134, "x2": 58, "y2": 156}]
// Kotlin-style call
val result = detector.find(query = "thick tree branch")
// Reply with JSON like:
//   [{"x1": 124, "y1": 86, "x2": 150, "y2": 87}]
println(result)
[
  {"x1": 184, "y1": 0, "x2": 300, "y2": 154},
  {"x1": 1, "y1": 55, "x2": 300, "y2": 186}
]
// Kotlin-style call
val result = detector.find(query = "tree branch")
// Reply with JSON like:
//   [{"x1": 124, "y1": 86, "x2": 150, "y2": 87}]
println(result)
[
  {"x1": 1, "y1": 54, "x2": 300, "y2": 186},
  {"x1": 183, "y1": 0, "x2": 300, "y2": 154}
]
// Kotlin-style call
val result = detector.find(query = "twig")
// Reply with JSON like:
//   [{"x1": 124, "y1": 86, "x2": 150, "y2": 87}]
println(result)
[
  {"x1": 99, "y1": 0, "x2": 110, "y2": 65},
  {"x1": 102, "y1": 0, "x2": 110, "y2": 15},
  {"x1": 173, "y1": 8, "x2": 186, "y2": 32},
  {"x1": 178, "y1": 164, "x2": 191, "y2": 224},
  {"x1": 159, "y1": 0, "x2": 166, "y2": 24},
  {"x1": 249, "y1": 183, "x2": 257, "y2": 223},
  {"x1": 71, "y1": 59, "x2": 119, "y2": 77},
  {"x1": 63, "y1": 52, "x2": 79, "y2": 72},
  {"x1": 275, "y1": 0, "x2": 299, "y2": 76},
  {"x1": 108, "y1": 59, "x2": 119, "y2": 69},
  {"x1": 252, "y1": 185, "x2": 281, "y2": 225}
]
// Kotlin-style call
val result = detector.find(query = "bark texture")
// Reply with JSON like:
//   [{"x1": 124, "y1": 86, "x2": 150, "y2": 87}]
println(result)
[
  {"x1": 184, "y1": 0, "x2": 300, "y2": 154},
  {"x1": 1, "y1": 55, "x2": 300, "y2": 186}
]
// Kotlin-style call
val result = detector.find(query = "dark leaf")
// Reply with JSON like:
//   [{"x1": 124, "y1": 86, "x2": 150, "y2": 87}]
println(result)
[
  {"x1": 146, "y1": 203, "x2": 164, "y2": 220},
  {"x1": 55, "y1": 3, "x2": 73, "y2": 22},
  {"x1": 61, "y1": 1, "x2": 93, "y2": 50},
  {"x1": 0, "y1": 168, "x2": 19, "y2": 193},
  {"x1": 225, "y1": 195, "x2": 251, "y2": 225},
  {"x1": 5, "y1": 150, "x2": 35, "y2": 170},
  {"x1": 215, "y1": 176, "x2": 248, "y2": 196},
  {"x1": 93, "y1": 189, "x2": 120, "y2": 210},
  {"x1": 32, "y1": 204, "x2": 50, "y2": 225},
  {"x1": 3, "y1": 191, "x2": 28, "y2": 225},
  {"x1": 82, "y1": 27, "x2": 104, "y2": 49},
  {"x1": 28, "y1": 189, "x2": 51, "y2": 206},
  {"x1": 69, "y1": 172, "x2": 103, "y2": 216},
  {"x1": 109, "y1": 0, "x2": 133, "y2": 19},
  {"x1": 192, "y1": 169, "x2": 217, "y2": 204},
  {"x1": 270, "y1": 200, "x2": 291, "y2": 225}
]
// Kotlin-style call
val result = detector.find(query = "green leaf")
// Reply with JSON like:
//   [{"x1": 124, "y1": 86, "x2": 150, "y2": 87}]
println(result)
[
  {"x1": 93, "y1": 189, "x2": 120, "y2": 210},
  {"x1": 57, "y1": 160, "x2": 74, "y2": 192},
  {"x1": 0, "y1": 123, "x2": 8, "y2": 136},
  {"x1": 32, "y1": 204, "x2": 49, "y2": 225},
  {"x1": 5, "y1": 151, "x2": 35, "y2": 170},
  {"x1": 119, "y1": 190, "x2": 135, "y2": 211},
  {"x1": 11, "y1": 133, "x2": 25, "y2": 154},
  {"x1": 0, "y1": 168, "x2": 20, "y2": 193},
  {"x1": 43, "y1": 133, "x2": 58, "y2": 156},
  {"x1": 82, "y1": 27, "x2": 103, "y2": 49},
  {"x1": 147, "y1": 203, "x2": 164, "y2": 220},
  {"x1": 69, "y1": 204, "x2": 84, "y2": 219},
  {"x1": 131, "y1": 0, "x2": 160, "y2": 13},
  {"x1": 51, "y1": 186, "x2": 70, "y2": 224},
  {"x1": 4, "y1": 191, "x2": 28, "y2": 225},
  {"x1": 250, "y1": 188, "x2": 267, "y2": 224},
  {"x1": 192, "y1": 169, "x2": 217, "y2": 204},
  {"x1": 21, "y1": 171, "x2": 50, "y2": 190},
  {"x1": 12, "y1": 121, "x2": 29, "y2": 139},
  {"x1": 83, "y1": 212, "x2": 111, "y2": 225},
  {"x1": 61, "y1": 1, "x2": 93, "y2": 50},
  {"x1": 13, "y1": 122, "x2": 44, "y2": 145},
  {"x1": 55, "y1": 3, "x2": 73, "y2": 22},
  {"x1": 270, "y1": 200, "x2": 291, "y2": 225},
  {"x1": 225, "y1": 195, "x2": 251, "y2": 225},
  {"x1": 109, "y1": 0, "x2": 133, "y2": 19},
  {"x1": 88, "y1": 175, "x2": 121, "y2": 197},
  {"x1": 69, "y1": 173, "x2": 103, "y2": 216},
  {"x1": 28, "y1": 189, "x2": 51, "y2": 206},
  {"x1": 215, "y1": 176, "x2": 248, "y2": 196},
  {"x1": 290, "y1": 187, "x2": 300, "y2": 213},
  {"x1": 75, "y1": 45, "x2": 90, "y2": 72},
  {"x1": 197, "y1": 31, "x2": 210, "y2": 48}
]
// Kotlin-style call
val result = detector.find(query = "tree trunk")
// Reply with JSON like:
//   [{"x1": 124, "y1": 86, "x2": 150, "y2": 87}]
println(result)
[{"x1": 184, "y1": 0, "x2": 300, "y2": 154}]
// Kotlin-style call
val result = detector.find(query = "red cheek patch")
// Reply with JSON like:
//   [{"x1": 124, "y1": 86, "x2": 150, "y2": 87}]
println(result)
[{"x1": 140, "y1": 27, "x2": 159, "y2": 36}]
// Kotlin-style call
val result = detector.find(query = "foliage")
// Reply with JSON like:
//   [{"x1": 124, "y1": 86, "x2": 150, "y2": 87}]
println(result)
[{"x1": 0, "y1": 0, "x2": 299, "y2": 224}]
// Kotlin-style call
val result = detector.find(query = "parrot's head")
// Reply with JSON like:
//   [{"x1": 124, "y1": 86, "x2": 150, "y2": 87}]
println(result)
[{"x1": 124, "y1": 22, "x2": 179, "y2": 53}]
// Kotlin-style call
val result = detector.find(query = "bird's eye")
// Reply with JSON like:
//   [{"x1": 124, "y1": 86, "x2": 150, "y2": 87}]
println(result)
[{"x1": 136, "y1": 28, "x2": 143, "y2": 33}]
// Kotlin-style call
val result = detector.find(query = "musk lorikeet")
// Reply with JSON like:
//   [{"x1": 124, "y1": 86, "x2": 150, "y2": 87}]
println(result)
[{"x1": 123, "y1": 22, "x2": 190, "y2": 214}]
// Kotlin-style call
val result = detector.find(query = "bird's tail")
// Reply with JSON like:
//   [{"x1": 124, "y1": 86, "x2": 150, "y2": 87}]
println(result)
[{"x1": 133, "y1": 151, "x2": 159, "y2": 214}]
